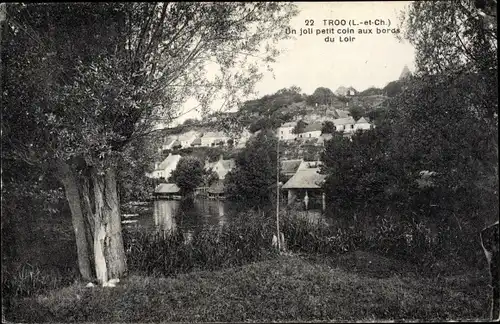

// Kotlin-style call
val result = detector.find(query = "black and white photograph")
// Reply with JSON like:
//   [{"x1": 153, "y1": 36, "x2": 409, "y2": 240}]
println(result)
[{"x1": 1, "y1": 1, "x2": 498, "y2": 322}]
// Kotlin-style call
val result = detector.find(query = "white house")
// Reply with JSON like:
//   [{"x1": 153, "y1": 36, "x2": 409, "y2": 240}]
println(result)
[
  {"x1": 333, "y1": 116, "x2": 356, "y2": 133},
  {"x1": 200, "y1": 131, "x2": 230, "y2": 147},
  {"x1": 205, "y1": 155, "x2": 236, "y2": 180},
  {"x1": 299, "y1": 122, "x2": 323, "y2": 139},
  {"x1": 148, "y1": 153, "x2": 182, "y2": 179},
  {"x1": 177, "y1": 130, "x2": 199, "y2": 148},
  {"x1": 278, "y1": 121, "x2": 297, "y2": 140},
  {"x1": 353, "y1": 117, "x2": 372, "y2": 132}
]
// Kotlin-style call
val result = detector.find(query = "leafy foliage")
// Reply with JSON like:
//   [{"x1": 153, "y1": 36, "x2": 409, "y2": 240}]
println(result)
[
  {"x1": 306, "y1": 87, "x2": 337, "y2": 106},
  {"x1": 169, "y1": 156, "x2": 205, "y2": 194},
  {"x1": 292, "y1": 120, "x2": 307, "y2": 134},
  {"x1": 225, "y1": 130, "x2": 278, "y2": 205},
  {"x1": 383, "y1": 81, "x2": 403, "y2": 97},
  {"x1": 321, "y1": 121, "x2": 336, "y2": 134}
]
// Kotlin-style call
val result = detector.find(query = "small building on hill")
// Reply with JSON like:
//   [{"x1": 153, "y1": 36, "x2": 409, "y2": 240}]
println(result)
[
  {"x1": 205, "y1": 155, "x2": 236, "y2": 180},
  {"x1": 178, "y1": 130, "x2": 199, "y2": 148},
  {"x1": 278, "y1": 121, "x2": 298, "y2": 141},
  {"x1": 299, "y1": 122, "x2": 323, "y2": 139},
  {"x1": 201, "y1": 131, "x2": 230, "y2": 147},
  {"x1": 353, "y1": 116, "x2": 372, "y2": 132},
  {"x1": 333, "y1": 116, "x2": 356, "y2": 133}
]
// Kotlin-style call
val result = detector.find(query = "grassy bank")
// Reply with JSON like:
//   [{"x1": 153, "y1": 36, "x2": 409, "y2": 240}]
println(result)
[{"x1": 6, "y1": 252, "x2": 491, "y2": 322}]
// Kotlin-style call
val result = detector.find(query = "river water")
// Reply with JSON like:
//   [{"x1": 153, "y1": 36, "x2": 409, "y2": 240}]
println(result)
[{"x1": 121, "y1": 198, "x2": 327, "y2": 234}]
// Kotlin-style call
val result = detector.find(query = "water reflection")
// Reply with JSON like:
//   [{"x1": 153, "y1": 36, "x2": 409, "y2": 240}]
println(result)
[
  {"x1": 152, "y1": 198, "x2": 232, "y2": 235},
  {"x1": 153, "y1": 199, "x2": 178, "y2": 237},
  {"x1": 142, "y1": 198, "x2": 329, "y2": 236}
]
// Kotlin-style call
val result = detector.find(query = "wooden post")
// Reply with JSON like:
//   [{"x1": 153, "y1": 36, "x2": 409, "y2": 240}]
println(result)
[{"x1": 276, "y1": 135, "x2": 281, "y2": 253}]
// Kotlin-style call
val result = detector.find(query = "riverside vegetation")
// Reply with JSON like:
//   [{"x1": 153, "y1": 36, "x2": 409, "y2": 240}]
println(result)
[{"x1": 2, "y1": 205, "x2": 493, "y2": 321}]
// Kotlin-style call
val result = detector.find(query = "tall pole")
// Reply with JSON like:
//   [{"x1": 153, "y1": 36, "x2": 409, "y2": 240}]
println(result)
[{"x1": 276, "y1": 133, "x2": 281, "y2": 253}]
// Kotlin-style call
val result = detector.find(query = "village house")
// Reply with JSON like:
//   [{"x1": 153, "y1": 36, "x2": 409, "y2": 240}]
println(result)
[
  {"x1": 147, "y1": 153, "x2": 182, "y2": 179},
  {"x1": 206, "y1": 155, "x2": 235, "y2": 180},
  {"x1": 333, "y1": 116, "x2": 356, "y2": 133},
  {"x1": 200, "y1": 131, "x2": 230, "y2": 147},
  {"x1": 353, "y1": 117, "x2": 372, "y2": 132},
  {"x1": 177, "y1": 130, "x2": 199, "y2": 148},
  {"x1": 278, "y1": 121, "x2": 298, "y2": 141},
  {"x1": 299, "y1": 122, "x2": 323, "y2": 139},
  {"x1": 191, "y1": 136, "x2": 202, "y2": 147}
]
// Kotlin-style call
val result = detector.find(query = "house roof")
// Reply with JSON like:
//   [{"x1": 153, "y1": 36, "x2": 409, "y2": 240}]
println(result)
[
  {"x1": 203, "y1": 131, "x2": 227, "y2": 138},
  {"x1": 302, "y1": 122, "x2": 323, "y2": 133},
  {"x1": 356, "y1": 117, "x2": 369, "y2": 124},
  {"x1": 191, "y1": 137, "x2": 202, "y2": 145},
  {"x1": 282, "y1": 167, "x2": 327, "y2": 189},
  {"x1": 335, "y1": 109, "x2": 350, "y2": 118},
  {"x1": 156, "y1": 154, "x2": 181, "y2": 170},
  {"x1": 280, "y1": 159, "x2": 302, "y2": 174},
  {"x1": 281, "y1": 121, "x2": 297, "y2": 128},
  {"x1": 171, "y1": 139, "x2": 181, "y2": 147},
  {"x1": 333, "y1": 117, "x2": 355, "y2": 125},
  {"x1": 154, "y1": 183, "x2": 180, "y2": 194},
  {"x1": 208, "y1": 180, "x2": 225, "y2": 194}
]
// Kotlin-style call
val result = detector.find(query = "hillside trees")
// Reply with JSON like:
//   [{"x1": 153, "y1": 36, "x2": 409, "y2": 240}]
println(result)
[
  {"x1": 2, "y1": 2, "x2": 298, "y2": 283},
  {"x1": 306, "y1": 87, "x2": 336, "y2": 106}
]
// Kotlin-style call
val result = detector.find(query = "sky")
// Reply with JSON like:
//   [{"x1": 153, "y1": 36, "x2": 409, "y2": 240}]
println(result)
[{"x1": 171, "y1": 1, "x2": 416, "y2": 126}]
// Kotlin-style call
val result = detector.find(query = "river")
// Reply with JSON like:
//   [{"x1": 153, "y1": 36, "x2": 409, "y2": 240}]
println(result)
[{"x1": 121, "y1": 198, "x2": 328, "y2": 235}]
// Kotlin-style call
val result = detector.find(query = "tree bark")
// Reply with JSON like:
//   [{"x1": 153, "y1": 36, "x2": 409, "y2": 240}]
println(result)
[
  {"x1": 92, "y1": 166, "x2": 127, "y2": 284},
  {"x1": 57, "y1": 161, "x2": 94, "y2": 281}
]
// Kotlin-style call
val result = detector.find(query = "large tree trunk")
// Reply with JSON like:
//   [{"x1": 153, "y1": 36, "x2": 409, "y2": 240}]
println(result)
[
  {"x1": 92, "y1": 166, "x2": 127, "y2": 284},
  {"x1": 57, "y1": 161, "x2": 94, "y2": 281}
]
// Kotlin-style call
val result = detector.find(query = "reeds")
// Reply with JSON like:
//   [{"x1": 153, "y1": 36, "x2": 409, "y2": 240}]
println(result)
[{"x1": 2, "y1": 264, "x2": 77, "y2": 298}]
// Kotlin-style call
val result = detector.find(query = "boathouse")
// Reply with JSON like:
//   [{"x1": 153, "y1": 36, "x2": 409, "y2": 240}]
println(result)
[
  {"x1": 281, "y1": 161, "x2": 327, "y2": 210},
  {"x1": 207, "y1": 180, "x2": 226, "y2": 200},
  {"x1": 153, "y1": 183, "x2": 181, "y2": 200}
]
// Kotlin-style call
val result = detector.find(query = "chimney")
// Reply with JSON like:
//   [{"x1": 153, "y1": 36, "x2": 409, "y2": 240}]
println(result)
[
  {"x1": 219, "y1": 154, "x2": 224, "y2": 161},
  {"x1": 154, "y1": 162, "x2": 159, "y2": 169}
]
